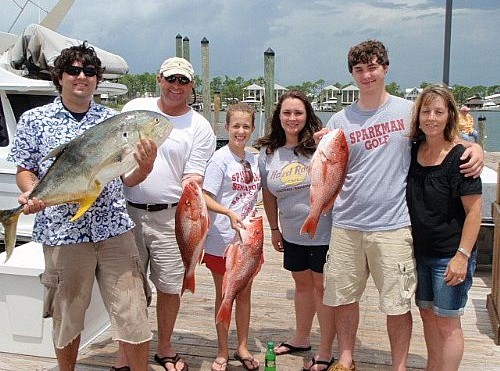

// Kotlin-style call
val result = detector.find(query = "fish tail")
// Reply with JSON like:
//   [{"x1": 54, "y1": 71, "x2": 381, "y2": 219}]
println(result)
[
  {"x1": 0, "y1": 207, "x2": 23, "y2": 262},
  {"x1": 216, "y1": 300, "x2": 232, "y2": 329},
  {"x1": 300, "y1": 216, "x2": 318, "y2": 239},
  {"x1": 181, "y1": 274, "x2": 196, "y2": 296}
]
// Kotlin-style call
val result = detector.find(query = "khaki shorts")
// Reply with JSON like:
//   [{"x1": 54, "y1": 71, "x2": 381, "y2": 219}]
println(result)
[
  {"x1": 127, "y1": 206, "x2": 184, "y2": 295},
  {"x1": 40, "y1": 231, "x2": 152, "y2": 349},
  {"x1": 323, "y1": 226, "x2": 417, "y2": 315}
]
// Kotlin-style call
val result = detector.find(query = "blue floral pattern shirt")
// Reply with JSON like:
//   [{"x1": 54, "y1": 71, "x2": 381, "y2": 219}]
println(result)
[{"x1": 7, "y1": 97, "x2": 135, "y2": 246}]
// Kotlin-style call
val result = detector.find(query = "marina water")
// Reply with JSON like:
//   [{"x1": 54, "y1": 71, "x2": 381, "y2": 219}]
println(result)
[{"x1": 214, "y1": 109, "x2": 500, "y2": 152}]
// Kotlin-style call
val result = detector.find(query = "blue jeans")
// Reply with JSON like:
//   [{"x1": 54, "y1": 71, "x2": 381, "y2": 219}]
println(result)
[
  {"x1": 415, "y1": 250, "x2": 476, "y2": 317},
  {"x1": 460, "y1": 131, "x2": 478, "y2": 142}
]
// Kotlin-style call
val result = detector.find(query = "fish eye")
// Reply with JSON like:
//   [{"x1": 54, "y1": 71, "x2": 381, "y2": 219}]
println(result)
[{"x1": 123, "y1": 132, "x2": 128, "y2": 138}]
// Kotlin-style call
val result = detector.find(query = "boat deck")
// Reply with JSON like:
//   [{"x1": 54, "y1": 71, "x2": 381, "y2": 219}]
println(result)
[{"x1": 1, "y1": 207, "x2": 500, "y2": 370}]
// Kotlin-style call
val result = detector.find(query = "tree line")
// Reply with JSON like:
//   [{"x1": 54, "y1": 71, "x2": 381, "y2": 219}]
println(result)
[{"x1": 115, "y1": 73, "x2": 499, "y2": 105}]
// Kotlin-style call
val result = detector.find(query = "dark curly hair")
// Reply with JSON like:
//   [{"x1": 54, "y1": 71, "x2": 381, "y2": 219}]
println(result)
[
  {"x1": 253, "y1": 90, "x2": 323, "y2": 157},
  {"x1": 347, "y1": 39, "x2": 389, "y2": 73},
  {"x1": 50, "y1": 41, "x2": 104, "y2": 92}
]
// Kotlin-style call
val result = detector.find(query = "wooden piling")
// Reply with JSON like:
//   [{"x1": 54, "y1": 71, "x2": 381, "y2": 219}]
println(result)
[
  {"x1": 201, "y1": 37, "x2": 211, "y2": 125},
  {"x1": 487, "y1": 162, "x2": 500, "y2": 345},
  {"x1": 213, "y1": 91, "x2": 221, "y2": 134},
  {"x1": 478, "y1": 115, "x2": 486, "y2": 148},
  {"x1": 182, "y1": 36, "x2": 190, "y2": 62},
  {"x1": 264, "y1": 48, "x2": 275, "y2": 135},
  {"x1": 175, "y1": 34, "x2": 182, "y2": 57}
]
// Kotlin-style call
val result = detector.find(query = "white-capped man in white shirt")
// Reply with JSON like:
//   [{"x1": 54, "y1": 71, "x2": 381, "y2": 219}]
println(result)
[{"x1": 114, "y1": 57, "x2": 216, "y2": 371}]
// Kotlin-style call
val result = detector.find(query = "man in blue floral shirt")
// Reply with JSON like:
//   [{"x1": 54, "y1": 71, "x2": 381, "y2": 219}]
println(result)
[{"x1": 7, "y1": 43, "x2": 154, "y2": 371}]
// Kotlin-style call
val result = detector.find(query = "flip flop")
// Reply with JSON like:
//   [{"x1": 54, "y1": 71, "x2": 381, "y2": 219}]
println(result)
[
  {"x1": 110, "y1": 367, "x2": 131, "y2": 371},
  {"x1": 154, "y1": 353, "x2": 189, "y2": 371},
  {"x1": 302, "y1": 356, "x2": 335, "y2": 371},
  {"x1": 233, "y1": 351, "x2": 259, "y2": 371},
  {"x1": 211, "y1": 357, "x2": 228, "y2": 371},
  {"x1": 275, "y1": 341, "x2": 312, "y2": 355}
]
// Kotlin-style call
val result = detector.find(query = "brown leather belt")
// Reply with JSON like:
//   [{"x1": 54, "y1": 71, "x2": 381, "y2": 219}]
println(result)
[{"x1": 127, "y1": 201, "x2": 178, "y2": 212}]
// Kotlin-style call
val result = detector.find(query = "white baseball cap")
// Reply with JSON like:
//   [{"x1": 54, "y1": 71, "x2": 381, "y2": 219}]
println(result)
[{"x1": 159, "y1": 57, "x2": 194, "y2": 81}]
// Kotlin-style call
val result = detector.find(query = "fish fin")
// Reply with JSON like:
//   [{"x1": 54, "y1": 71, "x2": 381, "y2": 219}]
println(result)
[
  {"x1": 300, "y1": 216, "x2": 318, "y2": 239},
  {"x1": 181, "y1": 274, "x2": 195, "y2": 296},
  {"x1": 322, "y1": 195, "x2": 337, "y2": 216},
  {"x1": 70, "y1": 194, "x2": 100, "y2": 222},
  {"x1": 0, "y1": 208, "x2": 23, "y2": 262},
  {"x1": 91, "y1": 149, "x2": 136, "y2": 186},
  {"x1": 215, "y1": 300, "x2": 232, "y2": 329},
  {"x1": 69, "y1": 179, "x2": 104, "y2": 222},
  {"x1": 198, "y1": 247, "x2": 205, "y2": 264},
  {"x1": 41, "y1": 141, "x2": 70, "y2": 162}
]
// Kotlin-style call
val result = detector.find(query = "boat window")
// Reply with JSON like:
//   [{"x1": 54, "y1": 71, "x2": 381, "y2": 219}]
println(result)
[
  {"x1": 0, "y1": 102, "x2": 7, "y2": 147},
  {"x1": 0, "y1": 94, "x2": 54, "y2": 148},
  {"x1": 7, "y1": 94, "x2": 54, "y2": 122}
]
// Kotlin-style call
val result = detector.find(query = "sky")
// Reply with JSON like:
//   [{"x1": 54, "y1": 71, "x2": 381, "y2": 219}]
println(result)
[{"x1": 2, "y1": 0, "x2": 499, "y2": 90}]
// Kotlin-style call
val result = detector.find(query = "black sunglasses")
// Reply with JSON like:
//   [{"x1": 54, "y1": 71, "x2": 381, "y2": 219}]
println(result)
[
  {"x1": 164, "y1": 75, "x2": 191, "y2": 85},
  {"x1": 241, "y1": 159, "x2": 254, "y2": 184},
  {"x1": 64, "y1": 65, "x2": 98, "y2": 77}
]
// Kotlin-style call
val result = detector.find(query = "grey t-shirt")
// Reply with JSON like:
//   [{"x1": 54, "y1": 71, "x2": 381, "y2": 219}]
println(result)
[
  {"x1": 327, "y1": 95, "x2": 413, "y2": 231},
  {"x1": 259, "y1": 146, "x2": 332, "y2": 245}
]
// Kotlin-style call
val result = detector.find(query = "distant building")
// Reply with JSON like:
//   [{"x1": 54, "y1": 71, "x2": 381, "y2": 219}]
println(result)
[
  {"x1": 341, "y1": 84, "x2": 360, "y2": 104},
  {"x1": 316, "y1": 84, "x2": 359, "y2": 111},
  {"x1": 463, "y1": 95, "x2": 484, "y2": 109},
  {"x1": 242, "y1": 83, "x2": 264, "y2": 103},
  {"x1": 242, "y1": 83, "x2": 287, "y2": 104},
  {"x1": 485, "y1": 93, "x2": 500, "y2": 106},
  {"x1": 404, "y1": 87, "x2": 423, "y2": 101},
  {"x1": 319, "y1": 85, "x2": 341, "y2": 110}
]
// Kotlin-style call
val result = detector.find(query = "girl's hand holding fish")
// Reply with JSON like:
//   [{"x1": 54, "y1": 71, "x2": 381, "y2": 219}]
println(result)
[{"x1": 226, "y1": 210, "x2": 246, "y2": 232}]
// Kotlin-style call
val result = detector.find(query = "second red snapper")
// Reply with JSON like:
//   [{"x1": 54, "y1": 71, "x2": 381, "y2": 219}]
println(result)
[
  {"x1": 175, "y1": 180, "x2": 209, "y2": 295},
  {"x1": 216, "y1": 215, "x2": 264, "y2": 329},
  {"x1": 300, "y1": 128, "x2": 348, "y2": 238}
]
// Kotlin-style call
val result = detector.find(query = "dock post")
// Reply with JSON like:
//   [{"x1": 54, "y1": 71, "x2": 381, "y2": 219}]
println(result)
[
  {"x1": 201, "y1": 37, "x2": 211, "y2": 125},
  {"x1": 264, "y1": 48, "x2": 275, "y2": 135},
  {"x1": 487, "y1": 163, "x2": 500, "y2": 345},
  {"x1": 478, "y1": 115, "x2": 487, "y2": 148},
  {"x1": 213, "y1": 91, "x2": 221, "y2": 135},
  {"x1": 183, "y1": 36, "x2": 190, "y2": 62},
  {"x1": 175, "y1": 34, "x2": 182, "y2": 57}
]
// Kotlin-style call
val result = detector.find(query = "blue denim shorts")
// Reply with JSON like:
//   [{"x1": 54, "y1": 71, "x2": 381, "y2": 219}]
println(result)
[{"x1": 415, "y1": 250, "x2": 477, "y2": 317}]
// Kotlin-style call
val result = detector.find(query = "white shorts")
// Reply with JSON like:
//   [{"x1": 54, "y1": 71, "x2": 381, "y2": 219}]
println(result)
[{"x1": 127, "y1": 205, "x2": 184, "y2": 295}]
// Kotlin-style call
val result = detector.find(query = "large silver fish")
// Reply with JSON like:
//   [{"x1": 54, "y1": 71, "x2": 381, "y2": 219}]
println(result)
[{"x1": 0, "y1": 110, "x2": 173, "y2": 261}]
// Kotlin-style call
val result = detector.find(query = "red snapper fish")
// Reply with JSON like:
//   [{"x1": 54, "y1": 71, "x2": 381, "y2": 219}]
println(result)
[
  {"x1": 175, "y1": 180, "x2": 209, "y2": 295},
  {"x1": 216, "y1": 215, "x2": 264, "y2": 329},
  {"x1": 300, "y1": 128, "x2": 348, "y2": 238}
]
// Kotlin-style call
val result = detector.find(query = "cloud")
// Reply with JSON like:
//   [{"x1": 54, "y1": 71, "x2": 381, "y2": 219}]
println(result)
[{"x1": 2, "y1": 0, "x2": 499, "y2": 89}]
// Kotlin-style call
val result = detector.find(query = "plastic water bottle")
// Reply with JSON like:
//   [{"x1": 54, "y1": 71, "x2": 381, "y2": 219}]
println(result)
[{"x1": 265, "y1": 341, "x2": 276, "y2": 371}]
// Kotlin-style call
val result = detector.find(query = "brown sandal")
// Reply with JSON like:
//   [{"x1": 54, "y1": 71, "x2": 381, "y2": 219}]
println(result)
[
  {"x1": 154, "y1": 353, "x2": 188, "y2": 371},
  {"x1": 234, "y1": 351, "x2": 259, "y2": 370}
]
